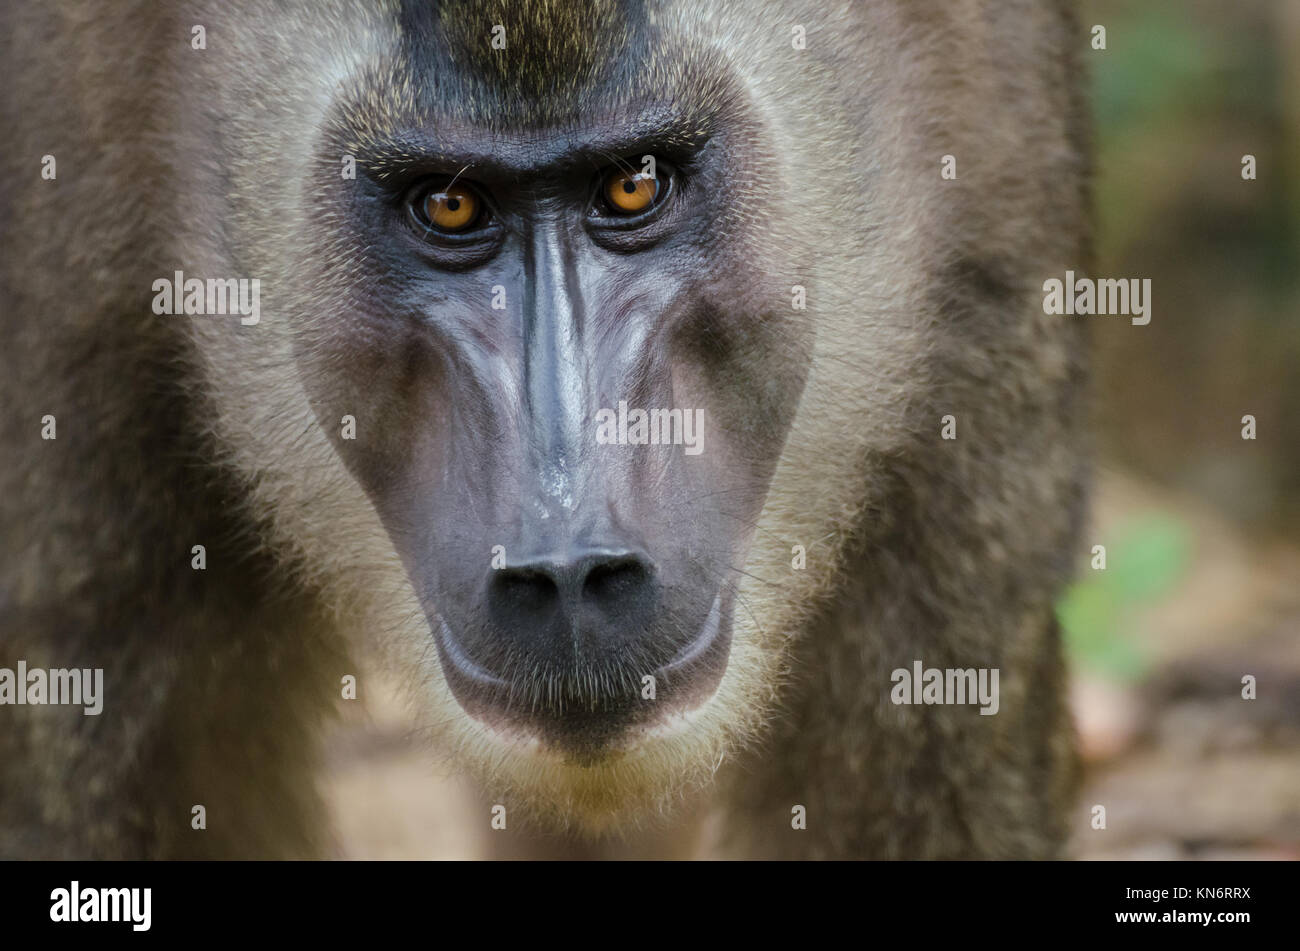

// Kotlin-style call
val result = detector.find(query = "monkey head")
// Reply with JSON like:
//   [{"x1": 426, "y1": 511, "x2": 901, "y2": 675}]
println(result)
[{"x1": 185, "y1": 0, "x2": 976, "y2": 832}]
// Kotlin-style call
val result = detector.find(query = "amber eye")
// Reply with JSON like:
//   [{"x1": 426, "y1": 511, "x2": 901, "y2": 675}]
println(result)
[
  {"x1": 603, "y1": 167, "x2": 660, "y2": 215},
  {"x1": 421, "y1": 182, "x2": 482, "y2": 233}
]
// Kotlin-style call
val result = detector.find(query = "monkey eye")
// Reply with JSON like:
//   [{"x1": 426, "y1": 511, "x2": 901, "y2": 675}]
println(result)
[
  {"x1": 596, "y1": 161, "x2": 670, "y2": 218},
  {"x1": 410, "y1": 179, "x2": 489, "y2": 235}
]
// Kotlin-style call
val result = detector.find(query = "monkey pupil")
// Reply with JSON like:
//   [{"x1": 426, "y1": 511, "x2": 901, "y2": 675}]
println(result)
[
  {"x1": 622, "y1": 180, "x2": 637, "y2": 194},
  {"x1": 446, "y1": 197, "x2": 461, "y2": 211}
]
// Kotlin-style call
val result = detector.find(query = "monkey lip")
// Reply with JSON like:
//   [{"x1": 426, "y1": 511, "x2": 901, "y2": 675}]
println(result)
[{"x1": 433, "y1": 592, "x2": 732, "y2": 754}]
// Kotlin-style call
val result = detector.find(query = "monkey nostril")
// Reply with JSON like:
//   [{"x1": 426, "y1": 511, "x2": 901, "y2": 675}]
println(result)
[
  {"x1": 487, "y1": 550, "x2": 656, "y2": 628},
  {"x1": 493, "y1": 566, "x2": 560, "y2": 614},
  {"x1": 581, "y1": 556, "x2": 652, "y2": 606}
]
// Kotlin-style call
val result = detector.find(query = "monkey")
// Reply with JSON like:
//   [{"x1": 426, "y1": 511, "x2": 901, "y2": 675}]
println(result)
[{"x1": 0, "y1": 0, "x2": 1090, "y2": 860}]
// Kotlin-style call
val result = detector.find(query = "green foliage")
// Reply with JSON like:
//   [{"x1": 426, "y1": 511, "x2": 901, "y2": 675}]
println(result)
[
  {"x1": 1057, "y1": 515, "x2": 1191, "y2": 681},
  {"x1": 1092, "y1": 10, "x2": 1214, "y2": 133}
]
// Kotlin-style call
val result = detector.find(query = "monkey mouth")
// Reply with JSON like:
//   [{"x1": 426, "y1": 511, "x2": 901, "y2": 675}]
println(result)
[{"x1": 433, "y1": 591, "x2": 733, "y2": 759}]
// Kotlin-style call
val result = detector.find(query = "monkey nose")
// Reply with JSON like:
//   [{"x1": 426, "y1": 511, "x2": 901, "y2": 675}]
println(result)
[
  {"x1": 485, "y1": 547, "x2": 659, "y2": 656},
  {"x1": 433, "y1": 544, "x2": 732, "y2": 753}
]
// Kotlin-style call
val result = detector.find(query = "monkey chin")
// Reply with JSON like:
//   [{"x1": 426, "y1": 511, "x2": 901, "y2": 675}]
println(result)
[{"x1": 425, "y1": 615, "x2": 773, "y2": 838}]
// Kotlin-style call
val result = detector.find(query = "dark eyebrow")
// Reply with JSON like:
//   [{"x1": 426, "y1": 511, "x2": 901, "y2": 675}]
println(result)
[{"x1": 353, "y1": 104, "x2": 716, "y2": 185}]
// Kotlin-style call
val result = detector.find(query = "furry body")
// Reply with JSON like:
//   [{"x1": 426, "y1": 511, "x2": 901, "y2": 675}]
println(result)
[{"x1": 0, "y1": 0, "x2": 1089, "y2": 858}]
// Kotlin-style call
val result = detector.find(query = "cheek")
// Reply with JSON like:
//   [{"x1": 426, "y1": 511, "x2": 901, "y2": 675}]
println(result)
[
  {"x1": 291, "y1": 311, "x2": 445, "y2": 505},
  {"x1": 671, "y1": 302, "x2": 813, "y2": 473}
]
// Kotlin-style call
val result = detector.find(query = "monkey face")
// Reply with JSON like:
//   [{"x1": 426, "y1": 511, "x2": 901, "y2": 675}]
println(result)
[{"x1": 284, "y1": 27, "x2": 815, "y2": 768}]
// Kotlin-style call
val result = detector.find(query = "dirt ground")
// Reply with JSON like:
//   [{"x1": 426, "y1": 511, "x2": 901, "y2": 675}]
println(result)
[{"x1": 321, "y1": 469, "x2": 1300, "y2": 859}]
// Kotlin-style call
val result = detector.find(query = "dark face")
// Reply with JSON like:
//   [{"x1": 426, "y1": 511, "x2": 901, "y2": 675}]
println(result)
[{"x1": 292, "y1": 7, "x2": 813, "y2": 760}]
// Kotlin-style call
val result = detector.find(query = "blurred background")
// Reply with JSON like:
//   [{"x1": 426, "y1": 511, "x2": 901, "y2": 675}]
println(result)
[
  {"x1": 1064, "y1": 0, "x2": 1300, "y2": 858},
  {"x1": 324, "y1": 0, "x2": 1300, "y2": 858}
]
